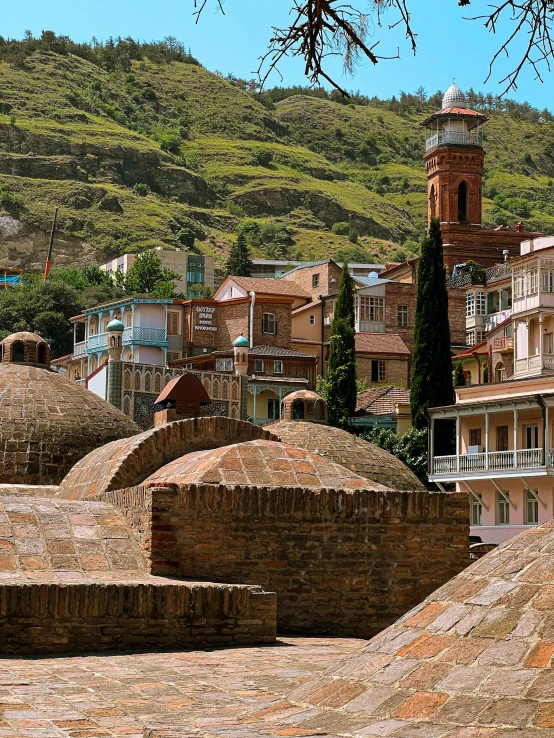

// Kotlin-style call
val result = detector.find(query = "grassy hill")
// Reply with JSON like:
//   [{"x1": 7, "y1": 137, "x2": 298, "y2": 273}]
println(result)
[{"x1": 1, "y1": 40, "x2": 554, "y2": 276}]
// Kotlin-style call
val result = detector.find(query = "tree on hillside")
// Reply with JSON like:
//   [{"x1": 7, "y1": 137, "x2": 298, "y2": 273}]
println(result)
[
  {"x1": 123, "y1": 250, "x2": 181, "y2": 297},
  {"x1": 226, "y1": 231, "x2": 253, "y2": 277},
  {"x1": 411, "y1": 218, "x2": 454, "y2": 429},
  {"x1": 195, "y1": 0, "x2": 554, "y2": 97},
  {"x1": 326, "y1": 263, "x2": 357, "y2": 429}
]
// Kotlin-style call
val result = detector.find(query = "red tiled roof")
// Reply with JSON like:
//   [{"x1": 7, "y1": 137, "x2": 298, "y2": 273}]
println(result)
[
  {"x1": 355, "y1": 386, "x2": 411, "y2": 414},
  {"x1": 355, "y1": 333, "x2": 411, "y2": 356},
  {"x1": 227, "y1": 277, "x2": 311, "y2": 299}
]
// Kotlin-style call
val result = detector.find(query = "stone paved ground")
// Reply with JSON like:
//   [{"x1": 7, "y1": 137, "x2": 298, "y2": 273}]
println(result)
[{"x1": 0, "y1": 637, "x2": 363, "y2": 737}]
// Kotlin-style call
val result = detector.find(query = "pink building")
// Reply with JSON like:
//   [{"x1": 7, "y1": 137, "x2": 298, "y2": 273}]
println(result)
[{"x1": 429, "y1": 236, "x2": 554, "y2": 544}]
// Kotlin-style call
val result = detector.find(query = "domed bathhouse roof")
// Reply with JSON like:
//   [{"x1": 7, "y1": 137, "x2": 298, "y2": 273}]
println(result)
[
  {"x1": 281, "y1": 389, "x2": 328, "y2": 423},
  {"x1": 0, "y1": 332, "x2": 140, "y2": 485},
  {"x1": 233, "y1": 334, "x2": 249, "y2": 348},
  {"x1": 254, "y1": 520, "x2": 554, "y2": 737},
  {"x1": 270, "y1": 419, "x2": 424, "y2": 490},
  {"x1": 142, "y1": 438, "x2": 386, "y2": 491},
  {"x1": 107, "y1": 318, "x2": 125, "y2": 331},
  {"x1": 442, "y1": 81, "x2": 467, "y2": 109}
]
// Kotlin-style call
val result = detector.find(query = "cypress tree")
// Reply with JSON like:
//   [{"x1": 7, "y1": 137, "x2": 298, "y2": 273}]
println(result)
[
  {"x1": 454, "y1": 361, "x2": 466, "y2": 387},
  {"x1": 411, "y1": 218, "x2": 455, "y2": 429},
  {"x1": 326, "y1": 263, "x2": 357, "y2": 428},
  {"x1": 226, "y1": 231, "x2": 253, "y2": 277}
]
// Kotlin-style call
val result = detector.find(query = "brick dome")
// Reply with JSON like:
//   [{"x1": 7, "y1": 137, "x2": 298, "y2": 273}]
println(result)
[
  {"x1": 269, "y1": 420, "x2": 424, "y2": 490},
  {"x1": 268, "y1": 521, "x2": 554, "y2": 736},
  {"x1": 0, "y1": 362, "x2": 140, "y2": 485},
  {"x1": 281, "y1": 389, "x2": 328, "y2": 423},
  {"x1": 143, "y1": 439, "x2": 384, "y2": 491},
  {"x1": 1, "y1": 331, "x2": 51, "y2": 366}
]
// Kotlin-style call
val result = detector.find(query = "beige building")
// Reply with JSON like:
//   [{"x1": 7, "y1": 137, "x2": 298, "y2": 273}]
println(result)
[{"x1": 101, "y1": 248, "x2": 215, "y2": 296}]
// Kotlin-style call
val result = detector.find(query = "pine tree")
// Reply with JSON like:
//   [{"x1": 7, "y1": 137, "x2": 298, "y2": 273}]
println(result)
[
  {"x1": 326, "y1": 263, "x2": 357, "y2": 429},
  {"x1": 226, "y1": 231, "x2": 252, "y2": 277},
  {"x1": 411, "y1": 218, "x2": 455, "y2": 428}
]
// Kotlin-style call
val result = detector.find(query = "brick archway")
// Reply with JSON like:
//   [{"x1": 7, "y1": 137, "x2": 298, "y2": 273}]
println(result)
[{"x1": 58, "y1": 417, "x2": 278, "y2": 500}]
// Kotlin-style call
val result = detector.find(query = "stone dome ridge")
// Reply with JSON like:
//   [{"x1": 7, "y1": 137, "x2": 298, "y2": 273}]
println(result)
[
  {"x1": 442, "y1": 81, "x2": 467, "y2": 108},
  {"x1": 272, "y1": 521, "x2": 554, "y2": 736},
  {"x1": 142, "y1": 438, "x2": 383, "y2": 491},
  {"x1": 270, "y1": 419, "x2": 423, "y2": 490},
  {"x1": 0, "y1": 362, "x2": 140, "y2": 485}
]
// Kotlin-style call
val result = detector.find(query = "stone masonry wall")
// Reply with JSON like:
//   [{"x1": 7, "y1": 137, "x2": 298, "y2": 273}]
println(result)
[
  {"x1": 109, "y1": 483, "x2": 469, "y2": 638},
  {"x1": 216, "y1": 301, "x2": 292, "y2": 350},
  {"x1": 356, "y1": 356, "x2": 410, "y2": 388}
]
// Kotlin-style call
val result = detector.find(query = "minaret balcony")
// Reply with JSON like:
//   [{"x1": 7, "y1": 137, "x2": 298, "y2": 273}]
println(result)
[{"x1": 425, "y1": 130, "x2": 483, "y2": 152}]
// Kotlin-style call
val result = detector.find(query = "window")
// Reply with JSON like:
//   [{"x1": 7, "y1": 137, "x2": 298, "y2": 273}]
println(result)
[
  {"x1": 524, "y1": 425, "x2": 539, "y2": 449},
  {"x1": 293, "y1": 400, "x2": 305, "y2": 419},
  {"x1": 370, "y1": 360, "x2": 386, "y2": 383},
  {"x1": 471, "y1": 494, "x2": 482, "y2": 526},
  {"x1": 543, "y1": 270, "x2": 554, "y2": 293},
  {"x1": 37, "y1": 344, "x2": 47, "y2": 364},
  {"x1": 268, "y1": 399, "x2": 280, "y2": 420},
  {"x1": 469, "y1": 429, "x2": 482, "y2": 447},
  {"x1": 312, "y1": 273, "x2": 320, "y2": 288},
  {"x1": 496, "y1": 426, "x2": 509, "y2": 452},
  {"x1": 356, "y1": 296, "x2": 385, "y2": 323},
  {"x1": 398, "y1": 305, "x2": 409, "y2": 327},
  {"x1": 466, "y1": 331, "x2": 476, "y2": 347},
  {"x1": 476, "y1": 292, "x2": 486, "y2": 315},
  {"x1": 273, "y1": 360, "x2": 283, "y2": 374},
  {"x1": 262, "y1": 313, "x2": 276, "y2": 334},
  {"x1": 254, "y1": 359, "x2": 264, "y2": 373},
  {"x1": 167, "y1": 352, "x2": 181, "y2": 362},
  {"x1": 12, "y1": 342, "x2": 24, "y2": 362},
  {"x1": 525, "y1": 490, "x2": 539, "y2": 525},
  {"x1": 496, "y1": 363, "x2": 506, "y2": 383},
  {"x1": 458, "y1": 181, "x2": 468, "y2": 222},
  {"x1": 215, "y1": 358, "x2": 234, "y2": 372},
  {"x1": 514, "y1": 270, "x2": 524, "y2": 299},
  {"x1": 187, "y1": 271, "x2": 195, "y2": 283},
  {"x1": 498, "y1": 492, "x2": 510, "y2": 525},
  {"x1": 546, "y1": 333, "x2": 554, "y2": 355},
  {"x1": 168, "y1": 312, "x2": 180, "y2": 335},
  {"x1": 103, "y1": 318, "x2": 110, "y2": 332},
  {"x1": 309, "y1": 314, "x2": 316, "y2": 325},
  {"x1": 528, "y1": 268, "x2": 538, "y2": 295},
  {"x1": 466, "y1": 292, "x2": 475, "y2": 317},
  {"x1": 125, "y1": 312, "x2": 132, "y2": 328}
]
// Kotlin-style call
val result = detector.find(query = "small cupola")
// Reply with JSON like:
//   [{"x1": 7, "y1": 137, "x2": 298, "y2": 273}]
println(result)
[
  {"x1": 1, "y1": 331, "x2": 51, "y2": 368},
  {"x1": 281, "y1": 390, "x2": 328, "y2": 424},
  {"x1": 442, "y1": 82, "x2": 467, "y2": 109}
]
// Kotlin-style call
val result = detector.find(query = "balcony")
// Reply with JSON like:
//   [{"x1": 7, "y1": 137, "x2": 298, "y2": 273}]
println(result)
[
  {"x1": 73, "y1": 341, "x2": 87, "y2": 357},
  {"x1": 88, "y1": 333, "x2": 108, "y2": 350},
  {"x1": 432, "y1": 448, "x2": 550, "y2": 477},
  {"x1": 86, "y1": 327, "x2": 167, "y2": 352},
  {"x1": 425, "y1": 130, "x2": 483, "y2": 152},
  {"x1": 515, "y1": 354, "x2": 554, "y2": 375},
  {"x1": 492, "y1": 336, "x2": 514, "y2": 353}
]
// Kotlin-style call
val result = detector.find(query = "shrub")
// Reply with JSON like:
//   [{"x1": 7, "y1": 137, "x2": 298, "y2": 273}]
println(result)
[
  {"x1": 253, "y1": 148, "x2": 273, "y2": 167},
  {"x1": 348, "y1": 229, "x2": 359, "y2": 244},
  {"x1": 89, "y1": 79, "x2": 102, "y2": 92},
  {"x1": 177, "y1": 228, "x2": 195, "y2": 249},
  {"x1": 227, "y1": 201, "x2": 245, "y2": 218},
  {"x1": 133, "y1": 183, "x2": 150, "y2": 197},
  {"x1": 331, "y1": 221, "x2": 350, "y2": 236},
  {"x1": 0, "y1": 184, "x2": 22, "y2": 209}
]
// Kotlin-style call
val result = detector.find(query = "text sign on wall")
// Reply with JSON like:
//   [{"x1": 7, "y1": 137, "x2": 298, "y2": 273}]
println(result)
[{"x1": 195, "y1": 306, "x2": 217, "y2": 331}]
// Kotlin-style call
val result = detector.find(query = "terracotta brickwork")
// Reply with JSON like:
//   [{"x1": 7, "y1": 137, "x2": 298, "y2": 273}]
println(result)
[
  {"x1": 217, "y1": 300, "x2": 292, "y2": 350},
  {"x1": 281, "y1": 262, "x2": 343, "y2": 299},
  {"x1": 0, "y1": 363, "x2": 139, "y2": 485},
  {"x1": 114, "y1": 481, "x2": 468, "y2": 637},
  {"x1": 58, "y1": 417, "x2": 277, "y2": 501},
  {"x1": 426, "y1": 146, "x2": 485, "y2": 226}
]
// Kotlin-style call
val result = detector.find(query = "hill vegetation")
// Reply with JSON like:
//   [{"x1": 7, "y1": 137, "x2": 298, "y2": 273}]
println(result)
[{"x1": 0, "y1": 32, "x2": 554, "y2": 276}]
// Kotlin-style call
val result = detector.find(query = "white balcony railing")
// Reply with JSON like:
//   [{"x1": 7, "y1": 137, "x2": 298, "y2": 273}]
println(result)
[
  {"x1": 73, "y1": 340, "x2": 87, "y2": 357},
  {"x1": 515, "y1": 354, "x2": 554, "y2": 375},
  {"x1": 425, "y1": 130, "x2": 483, "y2": 152},
  {"x1": 432, "y1": 447, "x2": 549, "y2": 475},
  {"x1": 123, "y1": 326, "x2": 167, "y2": 344},
  {"x1": 87, "y1": 332, "x2": 108, "y2": 350}
]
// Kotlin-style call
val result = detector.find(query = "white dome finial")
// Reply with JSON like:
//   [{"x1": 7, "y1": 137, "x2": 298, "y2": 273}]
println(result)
[{"x1": 442, "y1": 82, "x2": 467, "y2": 109}]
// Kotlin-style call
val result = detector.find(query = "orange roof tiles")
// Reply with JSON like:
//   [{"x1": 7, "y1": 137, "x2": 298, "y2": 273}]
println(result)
[{"x1": 355, "y1": 332, "x2": 411, "y2": 356}]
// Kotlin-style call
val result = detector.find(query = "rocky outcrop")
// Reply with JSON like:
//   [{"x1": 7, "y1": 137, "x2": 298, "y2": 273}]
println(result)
[{"x1": 0, "y1": 216, "x2": 98, "y2": 271}]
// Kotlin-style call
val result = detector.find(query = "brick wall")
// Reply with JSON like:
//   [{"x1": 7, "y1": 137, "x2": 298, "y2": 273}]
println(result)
[
  {"x1": 356, "y1": 356, "x2": 410, "y2": 388},
  {"x1": 113, "y1": 483, "x2": 469, "y2": 638},
  {"x1": 216, "y1": 301, "x2": 292, "y2": 350},
  {"x1": 281, "y1": 262, "x2": 342, "y2": 299}
]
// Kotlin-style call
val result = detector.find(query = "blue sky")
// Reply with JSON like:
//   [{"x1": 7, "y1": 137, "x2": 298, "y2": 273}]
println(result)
[{"x1": 2, "y1": 0, "x2": 553, "y2": 108}]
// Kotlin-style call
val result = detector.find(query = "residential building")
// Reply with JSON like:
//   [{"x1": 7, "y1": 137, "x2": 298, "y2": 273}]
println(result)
[
  {"x1": 355, "y1": 333, "x2": 412, "y2": 388},
  {"x1": 350, "y1": 386, "x2": 412, "y2": 433},
  {"x1": 250, "y1": 258, "x2": 385, "y2": 281},
  {"x1": 100, "y1": 248, "x2": 215, "y2": 296},
  {"x1": 428, "y1": 236, "x2": 554, "y2": 545}
]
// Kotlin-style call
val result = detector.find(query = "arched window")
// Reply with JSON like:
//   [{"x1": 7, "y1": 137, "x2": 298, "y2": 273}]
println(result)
[
  {"x1": 12, "y1": 342, "x2": 24, "y2": 362},
  {"x1": 496, "y1": 362, "x2": 505, "y2": 383},
  {"x1": 429, "y1": 184, "x2": 436, "y2": 219},
  {"x1": 458, "y1": 181, "x2": 468, "y2": 222},
  {"x1": 37, "y1": 344, "x2": 47, "y2": 364},
  {"x1": 292, "y1": 400, "x2": 305, "y2": 419}
]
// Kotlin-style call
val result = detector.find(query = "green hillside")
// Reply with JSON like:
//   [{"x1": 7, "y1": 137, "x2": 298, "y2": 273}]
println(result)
[{"x1": 1, "y1": 38, "x2": 554, "y2": 276}]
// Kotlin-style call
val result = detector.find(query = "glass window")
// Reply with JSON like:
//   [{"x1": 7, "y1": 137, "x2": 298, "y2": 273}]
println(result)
[
  {"x1": 268, "y1": 399, "x2": 279, "y2": 420},
  {"x1": 312, "y1": 274, "x2": 320, "y2": 288},
  {"x1": 528, "y1": 268, "x2": 538, "y2": 295},
  {"x1": 498, "y1": 492, "x2": 510, "y2": 525},
  {"x1": 476, "y1": 292, "x2": 486, "y2": 315},
  {"x1": 546, "y1": 333, "x2": 554, "y2": 355},
  {"x1": 543, "y1": 270, "x2": 554, "y2": 293},
  {"x1": 263, "y1": 313, "x2": 276, "y2": 334},
  {"x1": 273, "y1": 360, "x2": 283, "y2": 374},
  {"x1": 187, "y1": 271, "x2": 195, "y2": 283},
  {"x1": 513, "y1": 270, "x2": 524, "y2": 299},
  {"x1": 469, "y1": 429, "x2": 482, "y2": 447},
  {"x1": 215, "y1": 358, "x2": 234, "y2": 372},
  {"x1": 496, "y1": 425, "x2": 509, "y2": 451},
  {"x1": 356, "y1": 296, "x2": 385, "y2": 323},
  {"x1": 471, "y1": 494, "x2": 482, "y2": 526},
  {"x1": 466, "y1": 292, "x2": 475, "y2": 317},
  {"x1": 475, "y1": 330, "x2": 486, "y2": 344},
  {"x1": 466, "y1": 331, "x2": 475, "y2": 347},
  {"x1": 309, "y1": 314, "x2": 316, "y2": 325},
  {"x1": 254, "y1": 359, "x2": 264, "y2": 373},
  {"x1": 524, "y1": 425, "x2": 539, "y2": 449},
  {"x1": 371, "y1": 360, "x2": 386, "y2": 382},
  {"x1": 398, "y1": 305, "x2": 409, "y2": 327},
  {"x1": 525, "y1": 490, "x2": 539, "y2": 525}
]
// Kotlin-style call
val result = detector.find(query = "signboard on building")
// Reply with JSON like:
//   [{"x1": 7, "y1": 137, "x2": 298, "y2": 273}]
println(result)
[{"x1": 195, "y1": 306, "x2": 217, "y2": 332}]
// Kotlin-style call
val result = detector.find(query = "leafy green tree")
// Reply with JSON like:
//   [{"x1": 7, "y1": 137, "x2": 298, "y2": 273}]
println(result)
[
  {"x1": 177, "y1": 228, "x2": 195, "y2": 249},
  {"x1": 326, "y1": 263, "x2": 357, "y2": 428},
  {"x1": 187, "y1": 282, "x2": 214, "y2": 299},
  {"x1": 363, "y1": 427, "x2": 430, "y2": 488},
  {"x1": 454, "y1": 361, "x2": 466, "y2": 387},
  {"x1": 411, "y1": 218, "x2": 454, "y2": 429},
  {"x1": 226, "y1": 231, "x2": 253, "y2": 277},
  {"x1": 123, "y1": 250, "x2": 181, "y2": 296}
]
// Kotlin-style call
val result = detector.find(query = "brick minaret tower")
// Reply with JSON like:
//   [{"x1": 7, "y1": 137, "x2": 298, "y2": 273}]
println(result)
[{"x1": 421, "y1": 83, "x2": 489, "y2": 228}]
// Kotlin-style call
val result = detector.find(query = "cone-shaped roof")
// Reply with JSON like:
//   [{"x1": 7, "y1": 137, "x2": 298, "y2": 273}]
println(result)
[{"x1": 442, "y1": 82, "x2": 467, "y2": 108}]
